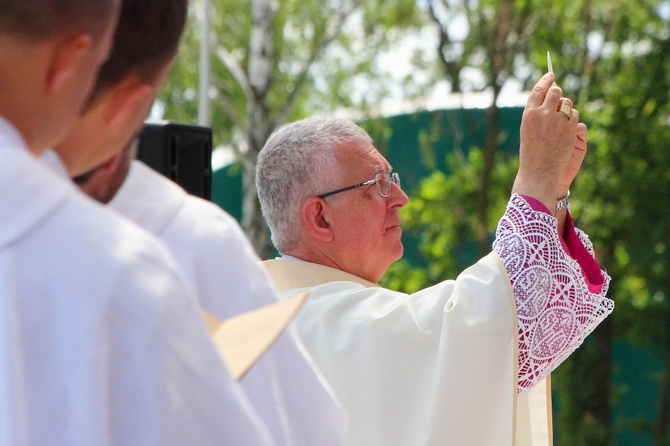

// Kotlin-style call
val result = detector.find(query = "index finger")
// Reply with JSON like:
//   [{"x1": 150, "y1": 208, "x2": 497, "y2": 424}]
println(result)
[{"x1": 526, "y1": 72, "x2": 556, "y2": 108}]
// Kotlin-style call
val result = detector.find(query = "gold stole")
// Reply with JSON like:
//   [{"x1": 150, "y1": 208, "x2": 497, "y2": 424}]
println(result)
[{"x1": 202, "y1": 291, "x2": 309, "y2": 381}]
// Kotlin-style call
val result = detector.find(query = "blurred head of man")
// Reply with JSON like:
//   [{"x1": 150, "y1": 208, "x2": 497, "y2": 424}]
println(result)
[
  {"x1": 55, "y1": 0, "x2": 188, "y2": 176},
  {"x1": 0, "y1": 0, "x2": 120, "y2": 154},
  {"x1": 256, "y1": 117, "x2": 409, "y2": 284}
]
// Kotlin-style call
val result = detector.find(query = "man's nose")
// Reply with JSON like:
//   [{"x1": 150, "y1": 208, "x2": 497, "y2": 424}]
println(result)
[{"x1": 388, "y1": 181, "x2": 408, "y2": 208}]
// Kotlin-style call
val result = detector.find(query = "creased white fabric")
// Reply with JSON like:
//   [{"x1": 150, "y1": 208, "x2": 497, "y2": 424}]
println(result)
[
  {"x1": 265, "y1": 254, "x2": 521, "y2": 446},
  {"x1": 0, "y1": 118, "x2": 274, "y2": 446},
  {"x1": 493, "y1": 194, "x2": 614, "y2": 393},
  {"x1": 110, "y1": 160, "x2": 347, "y2": 446}
]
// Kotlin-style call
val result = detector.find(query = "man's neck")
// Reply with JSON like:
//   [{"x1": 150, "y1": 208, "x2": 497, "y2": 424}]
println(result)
[{"x1": 0, "y1": 36, "x2": 66, "y2": 156}]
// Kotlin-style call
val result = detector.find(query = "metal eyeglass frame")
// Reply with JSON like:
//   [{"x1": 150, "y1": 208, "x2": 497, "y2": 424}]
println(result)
[{"x1": 317, "y1": 171, "x2": 400, "y2": 199}]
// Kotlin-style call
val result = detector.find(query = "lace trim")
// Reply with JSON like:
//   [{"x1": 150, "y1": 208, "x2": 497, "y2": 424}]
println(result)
[
  {"x1": 576, "y1": 227, "x2": 596, "y2": 257},
  {"x1": 493, "y1": 194, "x2": 613, "y2": 394}
]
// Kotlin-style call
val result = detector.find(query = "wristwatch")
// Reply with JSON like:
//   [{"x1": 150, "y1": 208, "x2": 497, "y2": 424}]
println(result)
[{"x1": 556, "y1": 190, "x2": 570, "y2": 211}]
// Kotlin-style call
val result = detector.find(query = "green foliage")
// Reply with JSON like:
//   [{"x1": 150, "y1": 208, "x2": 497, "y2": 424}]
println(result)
[
  {"x1": 574, "y1": 6, "x2": 670, "y2": 350},
  {"x1": 385, "y1": 2, "x2": 670, "y2": 444},
  {"x1": 158, "y1": 0, "x2": 426, "y2": 257},
  {"x1": 380, "y1": 146, "x2": 517, "y2": 292},
  {"x1": 159, "y1": 0, "x2": 425, "y2": 148}
]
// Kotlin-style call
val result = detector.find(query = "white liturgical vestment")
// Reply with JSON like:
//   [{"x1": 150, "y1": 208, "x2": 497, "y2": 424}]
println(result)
[
  {"x1": 264, "y1": 196, "x2": 613, "y2": 446},
  {"x1": 0, "y1": 117, "x2": 275, "y2": 446},
  {"x1": 108, "y1": 160, "x2": 347, "y2": 446}
]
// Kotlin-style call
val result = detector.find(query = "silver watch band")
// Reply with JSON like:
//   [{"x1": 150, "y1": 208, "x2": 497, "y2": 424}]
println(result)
[{"x1": 556, "y1": 190, "x2": 570, "y2": 211}]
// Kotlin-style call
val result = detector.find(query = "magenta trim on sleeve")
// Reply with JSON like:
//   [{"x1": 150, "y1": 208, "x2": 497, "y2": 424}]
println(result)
[
  {"x1": 519, "y1": 194, "x2": 605, "y2": 294},
  {"x1": 518, "y1": 194, "x2": 551, "y2": 215},
  {"x1": 562, "y1": 211, "x2": 605, "y2": 293}
]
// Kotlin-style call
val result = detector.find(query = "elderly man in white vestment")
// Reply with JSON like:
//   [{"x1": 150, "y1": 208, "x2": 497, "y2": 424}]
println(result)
[
  {"x1": 256, "y1": 73, "x2": 614, "y2": 446},
  {"x1": 0, "y1": 1, "x2": 279, "y2": 445}
]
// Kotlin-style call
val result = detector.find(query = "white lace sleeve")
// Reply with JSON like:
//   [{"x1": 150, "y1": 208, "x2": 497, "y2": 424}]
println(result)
[{"x1": 492, "y1": 194, "x2": 614, "y2": 394}]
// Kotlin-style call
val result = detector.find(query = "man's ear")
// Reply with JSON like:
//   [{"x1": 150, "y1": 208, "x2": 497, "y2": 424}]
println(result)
[
  {"x1": 302, "y1": 196, "x2": 334, "y2": 242},
  {"x1": 104, "y1": 79, "x2": 154, "y2": 134},
  {"x1": 46, "y1": 33, "x2": 93, "y2": 93}
]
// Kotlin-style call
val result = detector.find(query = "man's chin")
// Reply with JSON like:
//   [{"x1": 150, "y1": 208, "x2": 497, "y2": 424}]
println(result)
[{"x1": 391, "y1": 242, "x2": 404, "y2": 263}]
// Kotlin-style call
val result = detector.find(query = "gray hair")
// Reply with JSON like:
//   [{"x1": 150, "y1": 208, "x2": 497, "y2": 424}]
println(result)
[{"x1": 256, "y1": 116, "x2": 372, "y2": 253}]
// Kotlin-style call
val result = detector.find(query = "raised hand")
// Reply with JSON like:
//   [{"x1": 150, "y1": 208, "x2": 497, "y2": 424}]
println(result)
[
  {"x1": 512, "y1": 72, "x2": 580, "y2": 214},
  {"x1": 557, "y1": 123, "x2": 588, "y2": 197}
]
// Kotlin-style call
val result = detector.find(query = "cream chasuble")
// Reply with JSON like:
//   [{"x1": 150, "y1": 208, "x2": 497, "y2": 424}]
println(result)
[{"x1": 264, "y1": 255, "x2": 552, "y2": 446}]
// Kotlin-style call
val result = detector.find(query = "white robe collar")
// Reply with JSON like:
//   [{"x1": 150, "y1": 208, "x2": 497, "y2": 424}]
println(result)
[
  {"x1": 39, "y1": 149, "x2": 70, "y2": 178},
  {"x1": 0, "y1": 118, "x2": 71, "y2": 249},
  {"x1": 263, "y1": 258, "x2": 380, "y2": 291},
  {"x1": 109, "y1": 160, "x2": 186, "y2": 235}
]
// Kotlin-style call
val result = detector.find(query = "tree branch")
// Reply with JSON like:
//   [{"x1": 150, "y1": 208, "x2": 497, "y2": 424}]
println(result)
[
  {"x1": 214, "y1": 44, "x2": 251, "y2": 97},
  {"x1": 276, "y1": 0, "x2": 361, "y2": 124}
]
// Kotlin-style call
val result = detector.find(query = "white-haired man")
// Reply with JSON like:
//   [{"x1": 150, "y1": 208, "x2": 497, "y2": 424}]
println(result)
[{"x1": 256, "y1": 73, "x2": 613, "y2": 446}]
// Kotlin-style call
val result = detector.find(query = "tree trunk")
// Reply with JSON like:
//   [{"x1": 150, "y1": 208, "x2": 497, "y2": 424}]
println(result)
[
  {"x1": 652, "y1": 318, "x2": 670, "y2": 446},
  {"x1": 241, "y1": 150, "x2": 271, "y2": 258},
  {"x1": 590, "y1": 314, "x2": 613, "y2": 445},
  {"x1": 242, "y1": 0, "x2": 275, "y2": 258},
  {"x1": 475, "y1": 0, "x2": 510, "y2": 257},
  {"x1": 476, "y1": 97, "x2": 499, "y2": 257}
]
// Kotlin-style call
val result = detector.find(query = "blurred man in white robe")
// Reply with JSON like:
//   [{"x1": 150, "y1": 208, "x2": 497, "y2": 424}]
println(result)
[
  {"x1": 255, "y1": 73, "x2": 614, "y2": 446},
  {"x1": 57, "y1": 0, "x2": 347, "y2": 442},
  {"x1": 72, "y1": 141, "x2": 347, "y2": 446},
  {"x1": 0, "y1": 1, "x2": 276, "y2": 444}
]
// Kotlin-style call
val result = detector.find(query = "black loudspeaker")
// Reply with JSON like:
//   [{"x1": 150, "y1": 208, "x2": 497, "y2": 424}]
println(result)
[{"x1": 137, "y1": 122, "x2": 212, "y2": 200}]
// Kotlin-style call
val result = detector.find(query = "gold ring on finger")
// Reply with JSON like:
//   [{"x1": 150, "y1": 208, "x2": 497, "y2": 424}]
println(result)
[{"x1": 559, "y1": 103, "x2": 571, "y2": 118}]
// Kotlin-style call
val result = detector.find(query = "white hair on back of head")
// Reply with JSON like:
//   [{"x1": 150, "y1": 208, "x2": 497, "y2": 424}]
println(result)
[{"x1": 256, "y1": 116, "x2": 372, "y2": 253}]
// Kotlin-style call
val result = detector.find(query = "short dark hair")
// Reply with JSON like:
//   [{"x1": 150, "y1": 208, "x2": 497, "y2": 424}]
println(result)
[
  {"x1": 0, "y1": 0, "x2": 116, "y2": 41},
  {"x1": 88, "y1": 0, "x2": 188, "y2": 104}
]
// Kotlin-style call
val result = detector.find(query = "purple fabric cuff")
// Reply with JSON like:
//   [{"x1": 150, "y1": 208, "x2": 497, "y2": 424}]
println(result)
[{"x1": 519, "y1": 194, "x2": 605, "y2": 293}]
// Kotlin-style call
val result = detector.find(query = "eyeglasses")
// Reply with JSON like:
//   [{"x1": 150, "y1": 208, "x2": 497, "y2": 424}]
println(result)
[{"x1": 318, "y1": 171, "x2": 401, "y2": 199}]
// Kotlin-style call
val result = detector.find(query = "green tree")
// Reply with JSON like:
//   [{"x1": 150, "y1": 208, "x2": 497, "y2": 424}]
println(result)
[
  {"x1": 383, "y1": 1, "x2": 670, "y2": 444},
  {"x1": 574, "y1": 15, "x2": 670, "y2": 445},
  {"x1": 426, "y1": 0, "x2": 542, "y2": 256},
  {"x1": 159, "y1": 0, "x2": 422, "y2": 258}
]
